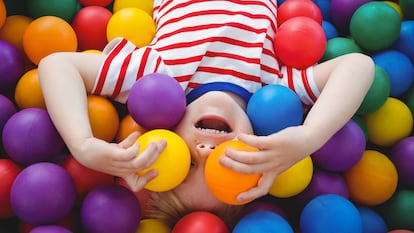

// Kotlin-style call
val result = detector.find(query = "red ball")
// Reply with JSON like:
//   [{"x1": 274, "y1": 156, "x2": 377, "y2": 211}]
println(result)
[
  {"x1": 277, "y1": 0, "x2": 323, "y2": 26},
  {"x1": 71, "y1": 6, "x2": 112, "y2": 51},
  {"x1": 172, "y1": 211, "x2": 229, "y2": 233},
  {"x1": 77, "y1": 0, "x2": 113, "y2": 7},
  {"x1": 0, "y1": 159, "x2": 21, "y2": 218},
  {"x1": 274, "y1": 16, "x2": 326, "y2": 69}
]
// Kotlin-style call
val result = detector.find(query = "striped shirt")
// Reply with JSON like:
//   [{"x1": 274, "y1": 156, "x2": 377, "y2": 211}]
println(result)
[{"x1": 92, "y1": 0, "x2": 320, "y2": 106}]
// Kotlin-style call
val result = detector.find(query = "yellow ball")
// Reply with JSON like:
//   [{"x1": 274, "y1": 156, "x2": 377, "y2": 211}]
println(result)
[
  {"x1": 269, "y1": 156, "x2": 313, "y2": 198},
  {"x1": 14, "y1": 68, "x2": 46, "y2": 109},
  {"x1": 136, "y1": 219, "x2": 170, "y2": 233},
  {"x1": 136, "y1": 129, "x2": 191, "y2": 192},
  {"x1": 113, "y1": 0, "x2": 154, "y2": 16},
  {"x1": 363, "y1": 97, "x2": 413, "y2": 147},
  {"x1": 106, "y1": 7, "x2": 156, "y2": 48}
]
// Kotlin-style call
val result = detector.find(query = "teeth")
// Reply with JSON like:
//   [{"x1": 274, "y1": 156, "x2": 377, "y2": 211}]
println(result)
[{"x1": 197, "y1": 127, "x2": 228, "y2": 134}]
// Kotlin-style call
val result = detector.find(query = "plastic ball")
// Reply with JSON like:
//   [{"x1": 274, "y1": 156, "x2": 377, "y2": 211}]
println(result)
[
  {"x1": 23, "y1": 16, "x2": 78, "y2": 65},
  {"x1": 350, "y1": 1, "x2": 401, "y2": 52},
  {"x1": 379, "y1": 189, "x2": 414, "y2": 231},
  {"x1": 205, "y1": 140, "x2": 260, "y2": 205},
  {"x1": 274, "y1": 16, "x2": 326, "y2": 69},
  {"x1": 243, "y1": 200, "x2": 287, "y2": 220},
  {"x1": 384, "y1": 1, "x2": 403, "y2": 19},
  {"x1": 0, "y1": 15, "x2": 32, "y2": 51},
  {"x1": 80, "y1": 184, "x2": 141, "y2": 233},
  {"x1": 71, "y1": 6, "x2": 112, "y2": 51},
  {"x1": 0, "y1": 40, "x2": 25, "y2": 91},
  {"x1": 172, "y1": 211, "x2": 228, "y2": 233},
  {"x1": 357, "y1": 65, "x2": 391, "y2": 115},
  {"x1": 106, "y1": 7, "x2": 156, "y2": 48},
  {"x1": 300, "y1": 194, "x2": 362, "y2": 233},
  {"x1": 10, "y1": 162, "x2": 76, "y2": 225},
  {"x1": 87, "y1": 95, "x2": 120, "y2": 142},
  {"x1": 312, "y1": 120, "x2": 365, "y2": 172},
  {"x1": 344, "y1": 150, "x2": 398, "y2": 206},
  {"x1": 392, "y1": 20, "x2": 414, "y2": 64},
  {"x1": 0, "y1": 0, "x2": 5, "y2": 28},
  {"x1": 116, "y1": 114, "x2": 146, "y2": 143},
  {"x1": 329, "y1": 0, "x2": 372, "y2": 34},
  {"x1": 0, "y1": 159, "x2": 21, "y2": 218},
  {"x1": 0, "y1": 95, "x2": 16, "y2": 136},
  {"x1": 372, "y1": 50, "x2": 414, "y2": 97},
  {"x1": 269, "y1": 156, "x2": 313, "y2": 198},
  {"x1": 322, "y1": 20, "x2": 338, "y2": 40},
  {"x1": 30, "y1": 225, "x2": 73, "y2": 233},
  {"x1": 320, "y1": 37, "x2": 362, "y2": 62},
  {"x1": 358, "y1": 207, "x2": 388, "y2": 233},
  {"x1": 390, "y1": 137, "x2": 414, "y2": 189},
  {"x1": 363, "y1": 97, "x2": 413, "y2": 147},
  {"x1": 277, "y1": 0, "x2": 323, "y2": 26},
  {"x1": 2, "y1": 108, "x2": 65, "y2": 166},
  {"x1": 136, "y1": 129, "x2": 191, "y2": 192},
  {"x1": 136, "y1": 219, "x2": 170, "y2": 233},
  {"x1": 26, "y1": 0, "x2": 78, "y2": 22},
  {"x1": 127, "y1": 73, "x2": 186, "y2": 130},
  {"x1": 247, "y1": 84, "x2": 303, "y2": 136},
  {"x1": 233, "y1": 211, "x2": 293, "y2": 233},
  {"x1": 400, "y1": 0, "x2": 414, "y2": 19},
  {"x1": 78, "y1": 0, "x2": 113, "y2": 7},
  {"x1": 14, "y1": 68, "x2": 46, "y2": 109},
  {"x1": 112, "y1": 0, "x2": 153, "y2": 15}
]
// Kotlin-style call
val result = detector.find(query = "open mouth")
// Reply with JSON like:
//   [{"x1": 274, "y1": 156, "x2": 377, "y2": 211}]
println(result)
[{"x1": 195, "y1": 117, "x2": 232, "y2": 134}]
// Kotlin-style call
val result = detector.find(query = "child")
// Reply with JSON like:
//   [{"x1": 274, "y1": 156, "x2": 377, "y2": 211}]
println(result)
[{"x1": 38, "y1": 0, "x2": 374, "y2": 228}]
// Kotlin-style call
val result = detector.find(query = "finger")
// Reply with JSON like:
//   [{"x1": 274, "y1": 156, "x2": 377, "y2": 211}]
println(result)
[
  {"x1": 219, "y1": 155, "x2": 264, "y2": 174},
  {"x1": 236, "y1": 173, "x2": 276, "y2": 202},
  {"x1": 123, "y1": 170, "x2": 158, "y2": 192},
  {"x1": 237, "y1": 133, "x2": 266, "y2": 149},
  {"x1": 112, "y1": 140, "x2": 141, "y2": 162},
  {"x1": 118, "y1": 131, "x2": 141, "y2": 148},
  {"x1": 225, "y1": 149, "x2": 269, "y2": 165}
]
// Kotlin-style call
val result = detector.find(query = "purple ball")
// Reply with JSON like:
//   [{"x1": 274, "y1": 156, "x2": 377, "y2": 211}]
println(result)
[
  {"x1": 10, "y1": 162, "x2": 76, "y2": 225},
  {"x1": 30, "y1": 225, "x2": 73, "y2": 233},
  {"x1": 330, "y1": 0, "x2": 373, "y2": 33},
  {"x1": 0, "y1": 40, "x2": 25, "y2": 91},
  {"x1": 81, "y1": 184, "x2": 141, "y2": 233},
  {"x1": 0, "y1": 95, "x2": 16, "y2": 135},
  {"x1": 390, "y1": 136, "x2": 414, "y2": 189},
  {"x1": 127, "y1": 73, "x2": 186, "y2": 130},
  {"x1": 312, "y1": 119, "x2": 365, "y2": 172},
  {"x1": 2, "y1": 108, "x2": 64, "y2": 166}
]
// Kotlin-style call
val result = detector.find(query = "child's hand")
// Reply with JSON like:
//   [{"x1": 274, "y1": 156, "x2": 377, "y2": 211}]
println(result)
[{"x1": 219, "y1": 126, "x2": 319, "y2": 202}]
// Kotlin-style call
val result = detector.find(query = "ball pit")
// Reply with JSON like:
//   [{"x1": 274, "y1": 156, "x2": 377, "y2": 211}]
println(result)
[
  {"x1": 87, "y1": 95, "x2": 119, "y2": 142},
  {"x1": 172, "y1": 211, "x2": 228, "y2": 233},
  {"x1": 14, "y1": 68, "x2": 46, "y2": 109},
  {"x1": 233, "y1": 210, "x2": 293, "y2": 233},
  {"x1": 329, "y1": 0, "x2": 372, "y2": 34}
]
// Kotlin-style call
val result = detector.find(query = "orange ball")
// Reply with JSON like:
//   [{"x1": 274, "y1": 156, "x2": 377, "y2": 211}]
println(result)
[
  {"x1": 0, "y1": 15, "x2": 32, "y2": 52},
  {"x1": 0, "y1": 0, "x2": 6, "y2": 28},
  {"x1": 87, "y1": 95, "x2": 119, "y2": 142},
  {"x1": 205, "y1": 140, "x2": 261, "y2": 205},
  {"x1": 14, "y1": 68, "x2": 46, "y2": 109},
  {"x1": 23, "y1": 16, "x2": 77, "y2": 65},
  {"x1": 344, "y1": 150, "x2": 398, "y2": 206},
  {"x1": 116, "y1": 114, "x2": 147, "y2": 142}
]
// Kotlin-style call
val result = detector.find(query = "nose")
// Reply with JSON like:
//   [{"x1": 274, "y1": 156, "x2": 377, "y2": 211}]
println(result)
[{"x1": 196, "y1": 143, "x2": 216, "y2": 158}]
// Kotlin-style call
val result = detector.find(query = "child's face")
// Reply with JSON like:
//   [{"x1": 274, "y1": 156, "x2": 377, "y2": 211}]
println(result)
[{"x1": 173, "y1": 91, "x2": 253, "y2": 211}]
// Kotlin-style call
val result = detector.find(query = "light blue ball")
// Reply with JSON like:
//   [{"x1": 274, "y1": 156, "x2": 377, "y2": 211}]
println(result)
[
  {"x1": 358, "y1": 207, "x2": 388, "y2": 233},
  {"x1": 233, "y1": 210, "x2": 293, "y2": 233},
  {"x1": 392, "y1": 20, "x2": 414, "y2": 64},
  {"x1": 247, "y1": 85, "x2": 303, "y2": 136}
]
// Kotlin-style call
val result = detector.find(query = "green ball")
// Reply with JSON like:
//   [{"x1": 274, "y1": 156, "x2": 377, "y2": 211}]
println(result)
[
  {"x1": 321, "y1": 37, "x2": 362, "y2": 62},
  {"x1": 357, "y1": 65, "x2": 391, "y2": 115},
  {"x1": 400, "y1": 0, "x2": 414, "y2": 19},
  {"x1": 379, "y1": 189, "x2": 414, "y2": 231},
  {"x1": 26, "y1": 0, "x2": 78, "y2": 22},
  {"x1": 350, "y1": 1, "x2": 401, "y2": 52}
]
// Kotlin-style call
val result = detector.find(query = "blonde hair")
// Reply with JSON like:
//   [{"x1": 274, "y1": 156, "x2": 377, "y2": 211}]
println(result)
[{"x1": 146, "y1": 190, "x2": 244, "y2": 229}]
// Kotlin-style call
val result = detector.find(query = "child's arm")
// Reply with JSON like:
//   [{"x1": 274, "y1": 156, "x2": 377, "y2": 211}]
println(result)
[
  {"x1": 38, "y1": 52, "x2": 165, "y2": 191},
  {"x1": 220, "y1": 53, "x2": 375, "y2": 202}
]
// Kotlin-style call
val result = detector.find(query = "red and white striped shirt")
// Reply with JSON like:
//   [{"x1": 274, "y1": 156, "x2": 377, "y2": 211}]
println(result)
[{"x1": 92, "y1": 0, "x2": 320, "y2": 106}]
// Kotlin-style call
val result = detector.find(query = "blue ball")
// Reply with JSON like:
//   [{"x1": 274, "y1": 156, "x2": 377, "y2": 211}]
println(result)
[
  {"x1": 247, "y1": 85, "x2": 303, "y2": 136},
  {"x1": 357, "y1": 207, "x2": 388, "y2": 233},
  {"x1": 372, "y1": 50, "x2": 414, "y2": 97},
  {"x1": 300, "y1": 194, "x2": 362, "y2": 233},
  {"x1": 233, "y1": 210, "x2": 293, "y2": 233},
  {"x1": 392, "y1": 20, "x2": 414, "y2": 64},
  {"x1": 322, "y1": 20, "x2": 338, "y2": 40}
]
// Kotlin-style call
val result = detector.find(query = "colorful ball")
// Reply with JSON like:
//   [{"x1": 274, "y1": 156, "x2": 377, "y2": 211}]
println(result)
[
  {"x1": 116, "y1": 114, "x2": 146, "y2": 143},
  {"x1": 0, "y1": 15, "x2": 32, "y2": 51},
  {"x1": 2, "y1": 108, "x2": 65, "y2": 166},
  {"x1": 321, "y1": 37, "x2": 362, "y2": 62},
  {"x1": 357, "y1": 65, "x2": 391, "y2": 115},
  {"x1": 384, "y1": 1, "x2": 403, "y2": 19},
  {"x1": 350, "y1": 1, "x2": 402, "y2": 52},
  {"x1": 136, "y1": 219, "x2": 170, "y2": 233},
  {"x1": 172, "y1": 211, "x2": 228, "y2": 233},
  {"x1": 30, "y1": 225, "x2": 73, "y2": 233},
  {"x1": 312, "y1": 119, "x2": 365, "y2": 172},
  {"x1": 23, "y1": 16, "x2": 78, "y2": 65},
  {"x1": 10, "y1": 162, "x2": 76, "y2": 225},
  {"x1": 274, "y1": 16, "x2": 326, "y2": 69},
  {"x1": 78, "y1": 0, "x2": 113, "y2": 7},
  {"x1": 322, "y1": 20, "x2": 338, "y2": 40},
  {"x1": 300, "y1": 194, "x2": 362, "y2": 233},
  {"x1": 277, "y1": 0, "x2": 323, "y2": 26},
  {"x1": 106, "y1": 7, "x2": 156, "y2": 48},
  {"x1": 0, "y1": 159, "x2": 21, "y2": 218},
  {"x1": 136, "y1": 129, "x2": 191, "y2": 192},
  {"x1": 247, "y1": 84, "x2": 303, "y2": 136},
  {"x1": 205, "y1": 140, "x2": 260, "y2": 205},
  {"x1": 243, "y1": 200, "x2": 287, "y2": 220},
  {"x1": 0, "y1": 94, "x2": 16, "y2": 136},
  {"x1": 269, "y1": 156, "x2": 313, "y2": 198},
  {"x1": 71, "y1": 6, "x2": 112, "y2": 51},
  {"x1": 80, "y1": 184, "x2": 141, "y2": 233},
  {"x1": 372, "y1": 50, "x2": 414, "y2": 97},
  {"x1": 112, "y1": 0, "x2": 153, "y2": 15},
  {"x1": 329, "y1": 0, "x2": 372, "y2": 34},
  {"x1": 26, "y1": 0, "x2": 78, "y2": 22},
  {"x1": 379, "y1": 189, "x2": 414, "y2": 231},
  {"x1": 14, "y1": 68, "x2": 46, "y2": 109},
  {"x1": 358, "y1": 207, "x2": 388, "y2": 233},
  {"x1": 392, "y1": 20, "x2": 414, "y2": 64},
  {"x1": 127, "y1": 73, "x2": 186, "y2": 130},
  {"x1": 389, "y1": 230, "x2": 414, "y2": 233},
  {"x1": 0, "y1": 40, "x2": 25, "y2": 91},
  {"x1": 87, "y1": 95, "x2": 119, "y2": 142},
  {"x1": 344, "y1": 150, "x2": 398, "y2": 206},
  {"x1": 390, "y1": 136, "x2": 414, "y2": 189},
  {"x1": 363, "y1": 97, "x2": 413, "y2": 147},
  {"x1": 0, "y1": 0, "x2": 5, "y2": 28},
  {"x1": 233, "y1": 211, "x2": 293, "y2": 233}
]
